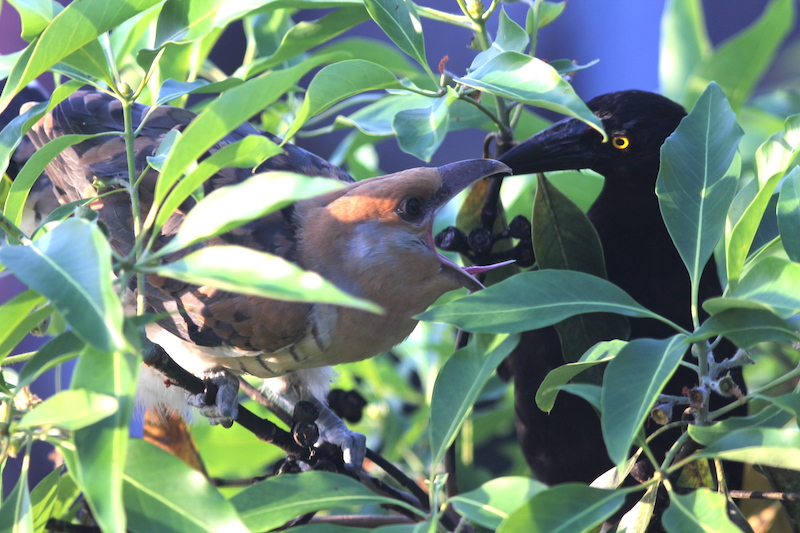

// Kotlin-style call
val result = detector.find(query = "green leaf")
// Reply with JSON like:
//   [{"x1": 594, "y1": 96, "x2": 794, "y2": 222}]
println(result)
[
  {"x1": 4, "y1": 131, "x2": 108, "y2": 229},
  {"x1": 30, "y1": 468, "x2": 62, "y2": 533},
  {"x1": 656, "y1": 82, "x2": 743, "y2": 287},
  {"x1": 230, "y1": 471, "x2": 422, "y2": 531},
  {"x1": 153, "y1": 52, "x2": 345, "y2": 206},
  {"x1": 0, "y1": 290, "x2": 46, "y2": 361},
  {"x1": 659, "y1": 0, "x2": 711, "y2": 102},
  {"x1": 684, "y1": 0, "x2": 794, "y2": 110},
  {"x1": 691, "y1": 307, "x2": 800, "y2": 348},
  {"x1": 498, "y1": 484, "x2": 625, "y2": 533},
  {"x1": 728, "y1": 120, "x2": 800, "y2": 287},
  {"x1": 154, "y1": 0, "x2": 225, "y2": 46},
  {"x1": 706, "y1": 256, "x2": 800, "y2": 318},
  {"x1": 58, "y1": 38, "x2": 114, "y2": 87},
  {"x1": 662, "y1": 489, "x2": 741, "y2": 533},
  {"x1": 67, "y1": 345, "x2": 139, "y2": 533},
  {"x1": 364, "y1": 0, "x2": 430, "y2": 77},
  {"x1": 18, "y1": 390, "x2": 118, "y2": 430},
  {"x1": 0, "y1": 218, "x2": 126, "y2": 353},
  {"x1": 536, "y1": 340, "x2": 626, "y2": 412},
  {"x1": 147, "y1": 245, "x2": 381, "y2": 313},
  {"x1": 0, "y1": 0, "x2": 163, "y2": 112},
  {"x1": 155, "y1": 172, "x2": 344, "y2": 256},
  {"x1": 690, "y1": 427, "x2": 800, "y2": 470},
  {"x1": 429, "y1": 333, "x2": 519, "y2": 466},
  {"x1": 601, "y1": 336, "x2": 687, "y2": 467},
  {"x1": 470, "y1": 8, "x2": 529, "y2": 71},
  {"x1": 234, "y1": 7, "x2": 370, "y2": 80},
  {"x1": 284, "y1": 59, "x2": 403, "y2": 141},
  {"x1": 615, "y1": 483, "x2": 657, "y2": 533},
  {"x1": 449, "y1": 476, "x2": 547, "y2": 530},
  {"x1": 393, "y1": 92, "x2": 452, "y2": 162},
  {"x1": 0, "y1": 469, "x2": 33, "y2": 533},
  {"x1": 559, "y1": 383, "x2": 603, "y2": 412},
  {"x1": 692, "y1": 404, "x2": 796, "y2": 441},
  {"x1": 152, "y1": 135, "x2": 283, "y2": 231},
  {"x1": 17, "y1": 332, "x2": 84, "y2": 389},
  {"x1": 536, "y1": 1, "x2": 566, "y2": 29},
  {"x1": 454, "y1": 51, "x2": 605, "y2": 139},
  {"x1": 533, "y1": 174, "x2": 630, "y2": 363},
  {"x1": 9, "y1": 0, "x2": 64, "y2": 41},
  {"x1": 419, "y1": 270, "x2": 660, "y2": 334},
  {"x1": 758, "y1": 393, "x2": 800, "y2": 422},
  {"x1": 123, "y1": 439, "x2": 249, "y2": 533},
  {"x1": 778, "y1": 161, "x2": 800, "y2": 262}
]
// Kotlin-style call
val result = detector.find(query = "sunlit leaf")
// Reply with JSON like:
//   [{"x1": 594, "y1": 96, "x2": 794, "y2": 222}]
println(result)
[
  {"x1": 659, "y1": 0, "x2": 711, "y2": 102},
  {"x1": 662, "y1": 489, "x2": 741, "y2": 533},
  {"x1": 18, "y1": 390, "x2": 118, "y2": 430},
  {"x1": 284, "y1": 59, "x2": 403, "y2": 141},
  {"x1": 454, "y1": 52, "x2": 604, "y2": 138},
  {"x1": 152, "y1": 135, "x2": 283, "y2": 231},
  {"x1": 124, "y1": 439, "x2": 249, "y2": 533},
  {"x1": 0, "y1": 218, "x2": 126, "y2": 353},
  {"x1": 498, "y1": 484, "x2": 625, "y2": 533},
  {"x1": 0, "y1": 468, "x2": 33, "y2": 533},
  {"x1": 704, "y1": 256, "x2": 800, "y2": 318},
  {"x1": 450, "y1": 476, "x2": 546, "y2": 530},
  {"x1": 0, "y1": 0, "x2": 163, "y2": 112},
  {"x1": 66, "y1": 344, "x2": 139, "y2": 533},
  {"x1": 683, "y1": 0, "x2": 794, "y2": 109},
  {"x1": 234, "y1": 7, "x2": 370, "y2": 80},
  {"x1": 147, "y1": 245, "x2": 381, "y2": 313},
  {"x1": 536, "y1": 340, "x2": 625, "y2": 412},
  {"x1": 153, "y1": 52, "x2": 345, "y2": 206},
  {"x1": 154, "y1": 0, "x2": 225, "y2": 46},
  {"x1": 470, "y1": 8, "x2": 528, "y2": 71},
  {"x1": 728, "y1": 120, "x2": 800, "y2": 287},
  {"x1": 155, "y1": 172, "x2": 344, "y2": 256},
  {"x1": 17, "y1": 331, "x2": 84, "y2": 388},
  {"x1": 690, "y1": 427, "x2": 800, "y2": 470},
  {"x1": 778, "y1": 163, "x2": 800, "y2": 262}
]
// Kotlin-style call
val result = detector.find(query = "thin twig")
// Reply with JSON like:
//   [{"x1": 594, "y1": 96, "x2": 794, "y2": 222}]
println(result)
[{"x1": 730, "y1": 490, "x2": 800, "y2": 501}]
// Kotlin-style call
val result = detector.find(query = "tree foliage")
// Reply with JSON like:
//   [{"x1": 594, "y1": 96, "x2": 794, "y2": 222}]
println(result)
[{"x1": 0, "y1": 0, "x2": 799, "y2": 532}]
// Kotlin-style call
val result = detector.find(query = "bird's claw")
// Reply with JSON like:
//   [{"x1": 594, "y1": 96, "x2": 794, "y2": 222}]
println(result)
[
  {"x1": 313, "y1": 401, "x2": 366, "y2": 470},
  {"x1": 186, "y1": 370, "x2": 240, "y2": 427}
]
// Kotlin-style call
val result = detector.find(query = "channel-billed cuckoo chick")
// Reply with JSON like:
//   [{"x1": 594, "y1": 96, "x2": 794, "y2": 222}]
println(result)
[{"x1": 26, "y1": 90, "x2": 510, "y2": 467}]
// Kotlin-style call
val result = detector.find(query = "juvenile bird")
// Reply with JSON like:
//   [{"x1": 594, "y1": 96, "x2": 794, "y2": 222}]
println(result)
[
  {"x1": 496, "y1": 90, "x2": 740, "y2": 484},
  {"x1": 26, "y1": 90, "x2": 510, "y2": 467}
]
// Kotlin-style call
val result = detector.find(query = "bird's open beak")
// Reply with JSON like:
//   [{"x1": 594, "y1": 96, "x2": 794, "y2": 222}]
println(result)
[
  {"x1": 498, "y1": 117, "x2": 597, "y2": 175},
  {"x1": 432, "y1": 159, "x2": 512, "y2": 292}
]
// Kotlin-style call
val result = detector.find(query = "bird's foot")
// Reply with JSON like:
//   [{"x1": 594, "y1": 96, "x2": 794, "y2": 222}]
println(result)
[
  {"x1": 185, "y1": 370, "x2": 240, "y2": 428},
  {"x1": 435, "y1": 214, "x2": 534, "y2": 268},
  {"x1": 312, "y1": 400, "x2": 366, "y2": 470}
]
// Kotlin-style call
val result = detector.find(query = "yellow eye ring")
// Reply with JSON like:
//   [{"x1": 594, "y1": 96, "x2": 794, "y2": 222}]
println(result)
[{"x1": 612, "y1": 136, "x2": 630, "y2": 150}]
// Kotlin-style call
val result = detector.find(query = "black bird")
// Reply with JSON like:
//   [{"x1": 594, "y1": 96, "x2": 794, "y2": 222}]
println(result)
[{"x1": 495, "y1": 90, "x2": 740, "y2": 485}]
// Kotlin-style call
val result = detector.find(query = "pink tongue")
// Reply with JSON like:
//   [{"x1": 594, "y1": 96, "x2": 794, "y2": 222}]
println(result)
[{"x1": 463, "y1": 260, "x2": 516, "y2": 276}]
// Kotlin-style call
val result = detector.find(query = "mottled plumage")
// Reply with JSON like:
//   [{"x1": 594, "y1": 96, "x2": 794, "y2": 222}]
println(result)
[{"x1": 27, "y1": 90, "x2": 510, "y2": 466}]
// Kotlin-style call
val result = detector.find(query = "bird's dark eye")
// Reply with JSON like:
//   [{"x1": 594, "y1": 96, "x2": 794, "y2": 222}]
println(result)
[
  {"x1": 612, "y1": 136, "x2": 630, "y2": 150},
  {"x1": 397, "y1": 197, "x2": 424, "y2": 222}
]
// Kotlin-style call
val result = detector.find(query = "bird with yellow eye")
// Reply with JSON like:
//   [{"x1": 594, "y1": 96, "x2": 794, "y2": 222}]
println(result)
[{"x1": 493, "y1": 90, "x2": 743, "y2": 489}]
